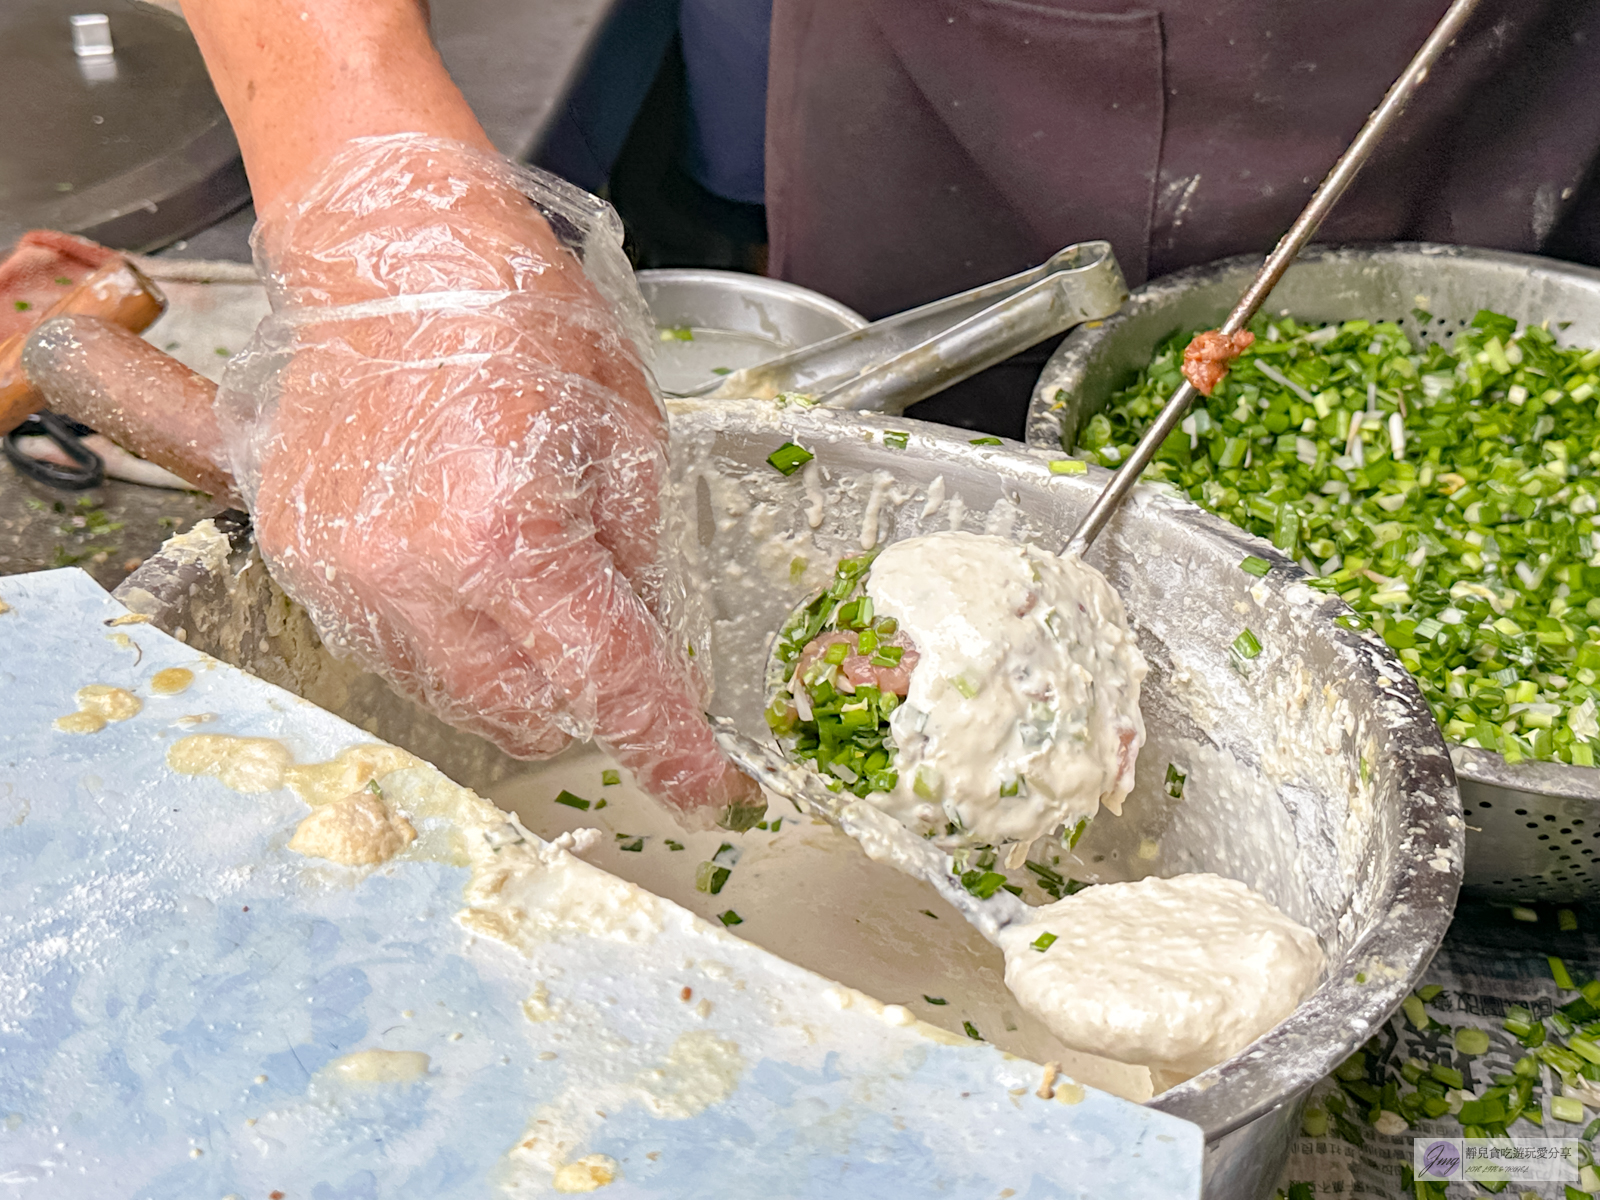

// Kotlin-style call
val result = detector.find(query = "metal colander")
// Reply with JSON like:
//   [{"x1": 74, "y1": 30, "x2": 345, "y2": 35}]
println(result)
[{"x1": 1025, "y1": 242, "x2": 1600, "y2": 901}]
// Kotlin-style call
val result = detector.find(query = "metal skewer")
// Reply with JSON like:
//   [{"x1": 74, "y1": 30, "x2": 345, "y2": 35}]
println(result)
[{"x1": 1063, "y1": 0, "x2": 1486, "y2": 558}]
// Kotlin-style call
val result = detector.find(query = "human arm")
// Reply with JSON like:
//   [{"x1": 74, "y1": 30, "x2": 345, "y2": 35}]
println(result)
[{"x1": 158, "y1": 1, "x2": 764, "y2": 825}]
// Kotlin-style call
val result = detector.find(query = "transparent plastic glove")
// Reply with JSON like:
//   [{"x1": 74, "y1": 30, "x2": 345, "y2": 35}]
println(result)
[{"x1": 216, "y1": 134, "x2": 762, "y2": 829}]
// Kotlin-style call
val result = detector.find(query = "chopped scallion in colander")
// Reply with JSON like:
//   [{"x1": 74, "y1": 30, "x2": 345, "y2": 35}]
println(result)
[{"x1": 1081, "y1": 311, "x2": 1600, "y2": 765}]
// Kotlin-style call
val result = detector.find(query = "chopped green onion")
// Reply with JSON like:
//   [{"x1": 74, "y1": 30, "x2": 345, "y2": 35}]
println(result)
[
  {"x1": 13, "y1": 300, "x2": 31, "y2": 312},
  {"x1": 661, "y1": 325, "x2": 694, "y2": 341},
  {"x1": 695, "y1": 863, "x2": 731, "y2": 894},
  {"x1": 884, "y1": 431, "x2": 910, "y2": 449},
  {"x1": 665, "y1": 840, "x2": 684, "y2": 851},
  {"x1": 1454, "y1": 1027, "x2": 1491, "y2": 1056},
  {"x1": 711, "y1": 366, "x2": 732, "y2": 375},
  {"x1": 1563, "y1": 909, "x2": 1581, "y2": 932},
  {"x1": 601, "y1": 769, "x2": 621, "y2": 786},
  {"x1": 1097, "y1": 313, "x2": 1600, "y2": 765},
  {"x1": 1239, "y1": 555, "x2": 1272, "y2": 577},
  {"x1": 1164, "y1": 763, "x2": 1186, "y2": 798},
  {"x1": 1417, "y1": 984, "x2": 1443, "y2": 1002},
  {"x1": 554, "y1": 790, "x2": 591, "y2": 811},
  {"x1": 1512, "y1": 906, "x2": 1539, "y2": 922},
  {"x1": 718, "y1": 910, "x2": 743, "y2": 926},
  {"x1": 1556, "y1": 1096, "x2": 1589, "y2": 1124},
  {"x1": 1554, "y1": 956, "x2": 1578, "y2": 990},
  {"x1": 1402, "y1": 995, "x2": 1427, "y2": 1029},
  {"x1": 1031, "y1": 932, "x2": 1058, "y2": 952},
  {"x1": 1049, "y1": 459, "x2": 1088, "y2": 475},
  {"x1": 963, "y1": 1021, "x2": 982, "y2": 1040},
  {"x1": 959, "y1": 869, "x2": 1008, "y2": 899},
  {"x1": 924, "y1": 995, "x2": 948, "y2": 1005},
  {"x1": 969, "y1": 436, "x2": 1002, "y2": 446},
  {"x1": 619, "y1": 838, "x2": 644, "y2": 852},
  {"x1": 1065, "y1": 816, "x2": 1089, "y2": 849},
  {"x1": 766, "y1": 441, "x2": 815, "y2": 476},
  {"x1": 1232, "y1": 628, "x2": 1263, "y2": 660}
]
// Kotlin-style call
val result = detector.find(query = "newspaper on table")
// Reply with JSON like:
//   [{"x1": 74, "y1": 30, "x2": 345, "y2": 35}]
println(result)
[{"x1": 1276, "y1": 898, "x2": 1600, "y2": 1200}]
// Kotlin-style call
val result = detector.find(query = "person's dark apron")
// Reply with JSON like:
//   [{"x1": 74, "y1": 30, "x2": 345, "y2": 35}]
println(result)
[{"x1": 765, "y1": 0, "x2": 1600, "y2": 434}]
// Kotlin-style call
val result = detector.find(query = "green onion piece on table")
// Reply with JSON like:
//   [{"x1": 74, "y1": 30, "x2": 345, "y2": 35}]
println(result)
[
  {"x1": 554, "y1": 790, "x2": 590, "y2": 811},
  {"x1": 1402, "y1": 995, "x2": 1428, "y2": 1029},
  {"x1": 1240, "y1": 555, "x2": 1273, "y2": 577},
  {"x1": 1555, "y1": 1096, "x2": 1588, "y2": 1124},
  {"x1": 718, "y1": 910, "x2": 743, "y2": 926},
  {"x1": 1233, "y1": 629, "x2": 1263, "y2": 660},
  {"x1": 883, "y1": 431, "x2": 910, "y2": 449},
  {"x1": 1050, "y1": 459, "x2": 1088, "y2": 475}
]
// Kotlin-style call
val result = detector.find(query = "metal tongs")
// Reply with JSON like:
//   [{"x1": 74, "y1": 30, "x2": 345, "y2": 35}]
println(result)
[
  {"x1": 715, "y1": 0, "x2": 1487, "y2": 937},
  {"x1": 671, "y1": 240, "x2": 1128, "y2": 414}
]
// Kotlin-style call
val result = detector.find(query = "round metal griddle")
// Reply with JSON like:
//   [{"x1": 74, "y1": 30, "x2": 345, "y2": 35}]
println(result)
[{"x1": 0, "y1": 0, "x2": 248, "y2": 252}]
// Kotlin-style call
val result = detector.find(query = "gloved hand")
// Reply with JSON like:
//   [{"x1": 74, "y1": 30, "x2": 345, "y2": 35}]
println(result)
[{"x1": 213, "y1": 134, "x2": 762, "y2": 828}]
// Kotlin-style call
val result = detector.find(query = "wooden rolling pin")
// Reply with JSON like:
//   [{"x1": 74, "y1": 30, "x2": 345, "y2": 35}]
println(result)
[
  {"x1": 0, "y1": 231, "x2": 167, "y2": 433},
  {"x1": 20, "y1": 315, "x2": 239, "y2": 505}
]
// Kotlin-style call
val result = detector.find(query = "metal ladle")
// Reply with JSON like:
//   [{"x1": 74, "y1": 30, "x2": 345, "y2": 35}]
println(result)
[{"x1": 715, "y1": 0, "x2": 1487, "y2": 943}]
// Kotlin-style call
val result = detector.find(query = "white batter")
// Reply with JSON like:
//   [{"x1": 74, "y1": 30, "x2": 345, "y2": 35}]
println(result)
[
  {"x1": 487, "y1": 746, "x2": 1157, "y2": 1102},
  {"x1": 998, "y1": 873, "x2": 1325, "y2": 1086},
  {"x1": 863, "y1": 531, "x2": 1147, "y2": 853}
]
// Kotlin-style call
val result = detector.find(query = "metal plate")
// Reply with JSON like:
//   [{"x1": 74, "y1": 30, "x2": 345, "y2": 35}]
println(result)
[
  {"x1": 1025, "y1": 243, "x2": 1600, "y2": 901},
  {"x1": 0, "y1": 0, "x2": 247, "y2": 252}
]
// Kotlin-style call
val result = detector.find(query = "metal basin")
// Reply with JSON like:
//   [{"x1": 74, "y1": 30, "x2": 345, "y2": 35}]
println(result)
[
  {"x1": 117, "y1": 397, "x2": 1461, "y2": 1199},
  {"x1": 1026, "y1": 242, "x2": 1600, "y2": 901},
  {"x1": 636, "y1": 268, "x2": 866, "y2": 396}
]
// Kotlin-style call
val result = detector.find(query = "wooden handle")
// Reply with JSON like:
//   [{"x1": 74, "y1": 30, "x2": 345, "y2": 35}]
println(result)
[
  {"x1": 0, "y1": 258, "x2": 167, "y2": 434},
  {"x1": 20, "y1": 315, "x2": 238, "y2": 504}
]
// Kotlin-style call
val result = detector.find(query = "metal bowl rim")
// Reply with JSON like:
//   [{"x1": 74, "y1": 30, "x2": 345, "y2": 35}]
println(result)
[{"x1": 634, "y1": 267, "x2": 870, "y2": 333}]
